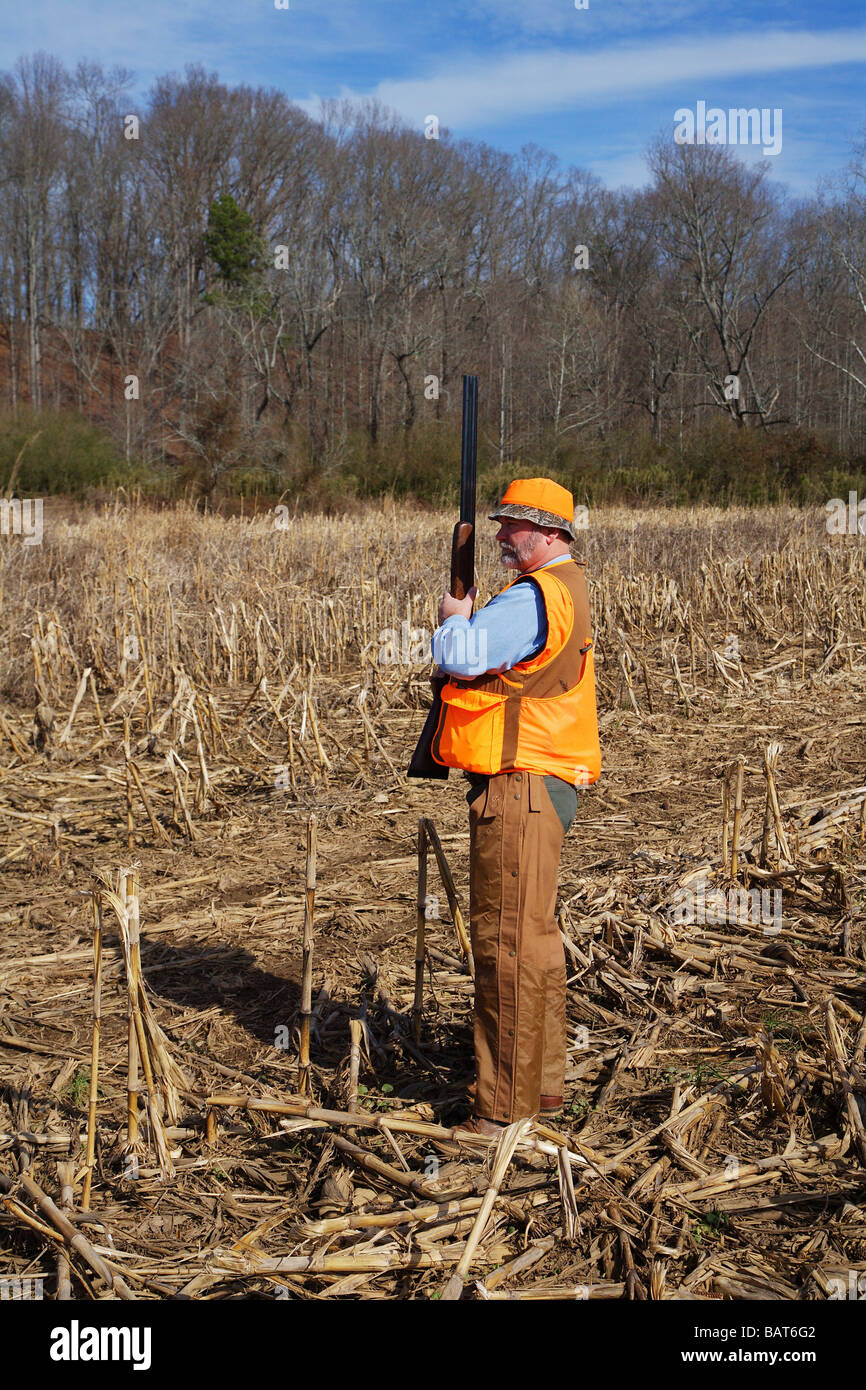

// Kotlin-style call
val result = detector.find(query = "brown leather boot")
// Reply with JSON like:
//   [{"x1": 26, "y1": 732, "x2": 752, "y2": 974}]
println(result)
[{"x1": 454, "y1": 1115, "x2": 507, "y2": 1137}]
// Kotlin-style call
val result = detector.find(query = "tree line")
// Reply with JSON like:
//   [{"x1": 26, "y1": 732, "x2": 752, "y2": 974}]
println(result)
[{"x1": 0, "y1": 52, "x2": 864, "y2": 504}]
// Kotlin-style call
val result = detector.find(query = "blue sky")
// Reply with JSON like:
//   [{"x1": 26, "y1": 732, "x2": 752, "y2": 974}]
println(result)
[{"x1": 6, "y1": 0, "x2": 866, "y2": 195}]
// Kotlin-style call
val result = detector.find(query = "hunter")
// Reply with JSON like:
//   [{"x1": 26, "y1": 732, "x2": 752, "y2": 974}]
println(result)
[{"x1": 430, "y1": 478, "x2": 601, "y2": 1134}]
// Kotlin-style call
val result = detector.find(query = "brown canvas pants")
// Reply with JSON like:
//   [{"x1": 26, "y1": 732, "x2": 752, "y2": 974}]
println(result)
[{"x1": 468, "y1": 769, "x2": 567, "y2": 1123}]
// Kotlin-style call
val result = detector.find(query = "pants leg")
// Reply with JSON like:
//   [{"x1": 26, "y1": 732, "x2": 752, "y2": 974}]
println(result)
[{"x1": 469, "y1": 770, "x2": 567, "y2": 1122}]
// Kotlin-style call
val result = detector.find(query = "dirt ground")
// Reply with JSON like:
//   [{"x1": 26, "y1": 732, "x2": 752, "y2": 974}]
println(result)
[{"x1": 0, "y1": 501, "x2": 864, "y2": 1301}]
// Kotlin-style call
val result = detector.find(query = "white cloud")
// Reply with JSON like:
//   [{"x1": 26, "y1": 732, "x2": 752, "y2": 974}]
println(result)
[
  {"x1": 296, "y1": 26, "x2": 866, "y2": 130},
  {"x1": 0, "y1": 0, "x2": 410, "y2": 92}
]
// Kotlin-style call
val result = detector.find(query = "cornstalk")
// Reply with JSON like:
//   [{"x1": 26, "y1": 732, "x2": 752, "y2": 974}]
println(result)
[
  {"x1": 763, "y1": 742, "x2": 792, "y2": 864},
  {"x1": 191, "y1": 705, "x2": 210, "y2": 813},
  {"x1": 88, "y1": 670, "x2": 107, "y2": 737},
  {"x1": 127, "y1": 574, "x2": 154, "y2": 721},
  {"x1": 440, "y1": 1118, "x2": 533, "y2": 1300},
  {"x1": 347, "y1": 1019, "x2": 363, "y2": 1113},
  {"x1": 82, "y1": 892, "x2": 103, "y2": 1210},
  {"x1": 800, "y1": 611, "x2": 806, "y2": 681},
  {"x1": 421, "y1": 817, "x2": 473, "y2": 971},
  {"x1": 128, "y1": 760, "x2": 170, "y2": 844},
  {"x1": 298, "y1": 815, "x2": 317, "y2": 1095},
  {"x1": 166, "y1": 748, "x2": 197, "y2": 840},
  {"x1": 58, "y1": 666, "x2": 92, "y2": 747},
  {"x1": 207, "y1": 692, "x2": 228, "y2": 754},
  {"x1": 120, "y1": 870, "x2": 139, "y2": 1155},
  {"x1": 759, "y1": 755, "x2": 774, "y2": 869},
  {"x1": 826, "y1": 1001, "x2": 866, "y2": 1165},
  {"x1": 55, "y1": 1160, "x2": 75, "y2": 1299},
  {"x1": 123, "y1": 870, "x2": 174, "y2": 1178},
  {"x1": 123, "y1": 715, "x2": 134, "y2": 849},
  {"x1": 730, "y1": 758, "x2": 745, "y2": 879},
  {"x1": 358, "y1": 697, "x2": 398, "y2": 776}
]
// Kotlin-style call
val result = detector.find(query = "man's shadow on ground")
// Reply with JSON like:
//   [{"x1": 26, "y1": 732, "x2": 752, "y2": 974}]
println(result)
[
  {"x1": 136, "y1": 935, "x2": 301, "y2": 1051},
  {"x1": 132, "y1": 935, "x2": 473, "y2": 1109}
]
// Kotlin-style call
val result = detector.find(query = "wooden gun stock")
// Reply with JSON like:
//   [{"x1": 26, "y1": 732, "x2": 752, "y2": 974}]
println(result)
[
  {"x1": 406, "y1": 674, "x2": 449, "y2": 780},
  {"x1": 450, "y1": 520, "x2": 475, "y2": 600},
  {"x1": 407, "y1": 521, "x2": 475, "y2": 780}
]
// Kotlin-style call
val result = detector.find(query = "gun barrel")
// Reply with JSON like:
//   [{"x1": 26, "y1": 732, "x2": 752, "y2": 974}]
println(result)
[
  {"x1": 407, "y1": 372, "x2": 479, "y2": 780},
  {"x1": 459, "y1": 375, "x2": 478, "y2": 525}
]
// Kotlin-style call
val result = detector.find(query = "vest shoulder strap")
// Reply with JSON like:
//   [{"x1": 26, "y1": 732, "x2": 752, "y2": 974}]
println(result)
[{"x1": 506, "y1": 560, "x2": 592, "y2": 696}]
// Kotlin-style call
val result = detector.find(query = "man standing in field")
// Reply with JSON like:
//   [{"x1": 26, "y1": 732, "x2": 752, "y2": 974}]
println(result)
[{"x1": 430, "y1": 479, "x2": 601, "y2": 1134}]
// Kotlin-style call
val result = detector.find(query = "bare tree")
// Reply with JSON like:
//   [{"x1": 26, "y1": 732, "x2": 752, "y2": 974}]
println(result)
[
  {"x1": 648, "y1": 139, "x2": 798, "y2": 427},
  {"x1": 0, "y1": 53, "x2": 69, "y2": 409},
  {"x1": 795, "y1": 135, "x2": 866, "y2": 421}
]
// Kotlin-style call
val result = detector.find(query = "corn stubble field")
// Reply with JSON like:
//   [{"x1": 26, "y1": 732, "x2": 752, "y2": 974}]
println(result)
[{"x1": 0, "y1": 497, "x2": 865, "y2": 1302}]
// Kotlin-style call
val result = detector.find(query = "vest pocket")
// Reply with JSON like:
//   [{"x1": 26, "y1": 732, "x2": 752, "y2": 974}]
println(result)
[{"x1": 435, "y1": 684, "x2": 507, "y2": 773}]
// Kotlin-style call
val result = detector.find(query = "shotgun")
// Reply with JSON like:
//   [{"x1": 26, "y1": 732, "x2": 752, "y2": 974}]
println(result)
[{"x1": 407, "y1": 374, "x2": 478, "y2": 779}]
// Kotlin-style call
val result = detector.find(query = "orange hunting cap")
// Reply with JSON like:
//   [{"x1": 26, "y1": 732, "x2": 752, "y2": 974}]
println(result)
[{"x1": 489, "y1": 478, "x2": 576, "y2": 540}]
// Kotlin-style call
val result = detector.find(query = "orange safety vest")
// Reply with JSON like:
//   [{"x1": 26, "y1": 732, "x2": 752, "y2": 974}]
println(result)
[{"x1": 430, "y1": 559, "x2": 601, "y2": 784}]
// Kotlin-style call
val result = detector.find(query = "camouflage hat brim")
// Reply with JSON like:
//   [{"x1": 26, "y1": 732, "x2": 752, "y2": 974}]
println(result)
[{"x1": 488, "y1": 502, "x2": 576, "y2": 540}]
